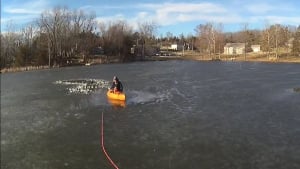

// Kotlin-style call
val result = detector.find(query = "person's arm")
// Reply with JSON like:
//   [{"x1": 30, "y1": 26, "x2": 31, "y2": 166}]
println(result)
[
  {"x1": 120, "y1": 82, "x2": 123, "y2": 92},
  {"x1": 110, "y1": 82, "x2": 115, "y2": 90}
]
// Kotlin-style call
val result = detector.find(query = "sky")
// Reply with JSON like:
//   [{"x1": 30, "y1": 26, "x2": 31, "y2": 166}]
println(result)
[{"x1": 1, "y1": 0, "x2": 300, "y2": 36}]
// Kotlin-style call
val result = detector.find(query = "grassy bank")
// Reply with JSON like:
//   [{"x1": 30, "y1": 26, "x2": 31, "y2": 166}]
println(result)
[
  {"x1": 180, "y1": 51, "x2": 300, "y2": 63},
  {"x1": 1, "y1": 65, "x2": 50, "y2": 73},
  {"x1": 2, "y1": 52, "x2": 299, "y2": 74}
]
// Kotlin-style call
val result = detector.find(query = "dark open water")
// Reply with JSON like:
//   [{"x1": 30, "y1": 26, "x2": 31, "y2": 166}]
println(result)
[{"x1": 1, "y1": 60, "x2": 300, "y2": 169}]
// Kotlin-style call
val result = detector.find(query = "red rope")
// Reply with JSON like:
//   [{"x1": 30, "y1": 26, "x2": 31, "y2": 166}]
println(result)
[{"x1": 101, "y1": 112, "x2": 120, "y2": 169}]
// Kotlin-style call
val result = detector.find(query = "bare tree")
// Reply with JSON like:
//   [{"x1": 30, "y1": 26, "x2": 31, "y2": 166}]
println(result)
[
  {"x1": 38, "y1": 6, "x2": 69, "y2": 66},
  {"x1": 195, "y1": 23, "x2": 210, "y2": 54},
  {"x1": 19, "y1": 24, "x2": 37, "y2": 65},
  {"x1": 275, "y1": 24, "x2": 279, "y2": 59},
  {"x1": 215, "y1": 23, "x2": 224, "y2": 59},
  {"x1": 186, "y1": 34, "x2": 196, "y2": 51},
  {"x1": 1, "y1": 21, "x2": 21, "y2": 67},
  {"x1": 195, "y1": 22, "x2": 223, "y2": 59},
  {"x1": 276, "y1": 25, "x2": 291, "y2": 57},
  {"x1": 261, "y1": 22, "x2": 272, "y2": 59},
  {"x1": 166, "y1": 32, "x2": 173, "y2": 43},
  {"x1": 292, "y1": 26, "x2": 300, "y2": 56},
  {"x1": 137, "y1": 21, "x2": 158, "y2": 57},
  {"x1": 98, "y1": 20, "x2": 133, "y2": 60},
  {"x1": 261, "y1": 24, "x2": 291, "y2": 59},
  {"x1": 241, "y1": 23, "x2": 249, "y2": 60},
  {"x1": 38, "y1": 6, "x2": 97, "y2": 66},
  {"x1": 138, "y1": 21, "x2": 157, "y2": 39},
  {"x1": 76, "y1": 11, "x2": 97, "y2": 62}
]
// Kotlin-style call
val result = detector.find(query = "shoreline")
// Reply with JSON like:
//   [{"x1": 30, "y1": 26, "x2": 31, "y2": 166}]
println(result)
[
  {"x1": 1, "y1": 55, "x2": 299, "y2": 74},
  {"x1": 181, "y1": 53, "x2": 300, "y2": 64},
  {"x1": 1, "y1": 65, "x2": 50, "y2": 73}
]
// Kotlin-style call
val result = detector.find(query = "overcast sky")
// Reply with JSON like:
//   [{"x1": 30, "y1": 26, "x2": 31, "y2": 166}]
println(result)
[{"x1": 1, "y1": 0, "x2": 300, "y2": 35}]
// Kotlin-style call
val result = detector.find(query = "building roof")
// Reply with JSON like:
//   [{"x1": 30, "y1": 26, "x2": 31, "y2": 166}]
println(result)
[{"x1": 224, "y1": 43, "x2": 245, "y2": 48}]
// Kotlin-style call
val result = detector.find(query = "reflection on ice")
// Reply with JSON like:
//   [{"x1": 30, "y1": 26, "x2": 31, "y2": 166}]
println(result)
[
  {"x1": 108, "y1": 98, "x2": 126, "y2": 107},
  {"x1": 54, "y1": 79, "x2": 110, "y2": 94}
]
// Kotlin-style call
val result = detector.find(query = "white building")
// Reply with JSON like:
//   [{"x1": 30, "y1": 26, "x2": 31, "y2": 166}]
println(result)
[
  {"x1": 170, "y1": 44, "x2": 183, "y2": 51},
  {"x1": 224, "y1": 43, "x2": 245, "y2": 55},
  {"x1": 171, "y1": 44, "x2": 178, "y2": 50},
  {"x1": 251, "y1": 45, "x2": 260, "y2": 52}
]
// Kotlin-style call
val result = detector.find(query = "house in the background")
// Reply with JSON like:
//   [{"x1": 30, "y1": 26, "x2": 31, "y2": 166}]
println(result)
[
  {"x1": 251, "y1": 45, "x2": 261, "y2": 52},
  {"x1": 170, "y1": 44, "x2": 183, "y2": 51},
  {"x1": 224, "y1": 43, "x2": 245, "y2": 55},
  {"x1": 160, "y1": 43, "x2": 183, "y2": 51},
  {"x1": 170, "y1": 44, "x2": 178, "y2": 50}
]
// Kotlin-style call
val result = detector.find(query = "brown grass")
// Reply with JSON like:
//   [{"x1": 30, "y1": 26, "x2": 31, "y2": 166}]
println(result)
[{"x1": 181, "y1": 51, "x2": 300, "y2": 63}]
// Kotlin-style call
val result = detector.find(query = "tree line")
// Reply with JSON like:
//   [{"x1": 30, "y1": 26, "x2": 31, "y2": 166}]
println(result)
[
  {"x1": 1, "y1": 7, "x2": 158, "y2": 68},
  {"x1": 195, "y1": 22, "x2": 300, "y2": 60},
  {"x1": 1, "y1": 6, "x2": 300, "y2": 68}
]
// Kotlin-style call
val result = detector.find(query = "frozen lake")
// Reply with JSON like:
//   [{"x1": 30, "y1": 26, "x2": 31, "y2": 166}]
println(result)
[{"x1": 1, "y1": 60, "x2": 300, "y2": 169}]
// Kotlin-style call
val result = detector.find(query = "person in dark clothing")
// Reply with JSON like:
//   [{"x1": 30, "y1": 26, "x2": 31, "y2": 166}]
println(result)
[{"x1": 110, "y1": 76, "x2": 123, "y2": 92}]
